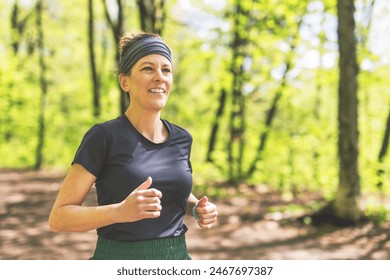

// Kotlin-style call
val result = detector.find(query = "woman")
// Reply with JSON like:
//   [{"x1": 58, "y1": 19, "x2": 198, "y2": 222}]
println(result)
[{"x1": 48, "y1": 32, "x2": 218, "y2": 260}]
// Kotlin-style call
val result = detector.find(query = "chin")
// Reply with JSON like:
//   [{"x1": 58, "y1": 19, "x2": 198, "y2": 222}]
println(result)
[{"x1": 151, "y1": 103, "x2": 167, "y2": 111}]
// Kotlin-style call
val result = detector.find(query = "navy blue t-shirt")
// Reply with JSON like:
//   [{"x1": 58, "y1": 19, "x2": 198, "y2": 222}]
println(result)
[{"x1": 72, "y1": 115, "x2": 193, "y2": 242}]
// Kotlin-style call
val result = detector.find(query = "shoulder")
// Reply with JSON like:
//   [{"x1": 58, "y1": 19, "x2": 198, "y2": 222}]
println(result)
[
  {"x1": 97, "y1": 115, "x2": 127, "y2": 130},
  {"x1": 93, "y1": 115, "x2": 128, "y2": 136},
  {"x1": 81, "y1": 116, "x2": 127, "y2": 142},
  {"x1": 163, "y1": 120, "x2": 192, "y2": 141}
]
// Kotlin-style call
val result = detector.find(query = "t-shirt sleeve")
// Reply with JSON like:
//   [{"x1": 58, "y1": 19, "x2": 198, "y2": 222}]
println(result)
[
  {"x1": 72, "y1": 125, "x2": 107, "y2": 177},
  {"x1": 186, "y1": 131, "x2": 193, "y2": 173},
  {"x1": 187, "y1": 136, "x2": 193, "y2": 173}
]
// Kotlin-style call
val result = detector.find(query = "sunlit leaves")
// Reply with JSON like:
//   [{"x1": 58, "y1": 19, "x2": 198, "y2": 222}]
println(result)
[{"x1": 0, "y1": 0, "x2": 389, "y2": 196}]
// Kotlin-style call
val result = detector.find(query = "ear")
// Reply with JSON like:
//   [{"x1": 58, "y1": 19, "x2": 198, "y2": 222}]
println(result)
[{"x1": 118, "y1": 74, "x2": 130, "y2": 92}]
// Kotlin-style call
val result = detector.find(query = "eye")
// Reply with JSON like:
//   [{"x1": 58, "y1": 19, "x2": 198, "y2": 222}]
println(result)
[
  {"x1": 141, "y1": 66, "x2": 153, "y2": 71},
  {"x1": 162, "y1": 68, "x2": 171, "y2": 73}
]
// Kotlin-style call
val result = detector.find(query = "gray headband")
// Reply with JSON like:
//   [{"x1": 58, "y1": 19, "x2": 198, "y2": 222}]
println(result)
[{"x1": 119, "y1": 37, "x2": 172, "y2": 74}]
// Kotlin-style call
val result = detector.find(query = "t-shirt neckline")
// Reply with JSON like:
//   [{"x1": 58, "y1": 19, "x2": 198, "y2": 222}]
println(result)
[{"x1": 121, "y1": 114, "x2": 171, "y2": 147}]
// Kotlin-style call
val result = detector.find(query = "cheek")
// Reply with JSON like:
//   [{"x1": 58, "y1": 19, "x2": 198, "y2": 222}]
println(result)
[
  {"x1": 167, "y1": 78, "x2": 173, "y2": 91},
  {"x1": 130, "y1": 79, "x2": 146, "y2": 94}
]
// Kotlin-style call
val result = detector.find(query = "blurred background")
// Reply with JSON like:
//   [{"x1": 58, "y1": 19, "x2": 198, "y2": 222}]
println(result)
[{"x1": 0, "y1": 0, "x2": 389, "y2": 259}]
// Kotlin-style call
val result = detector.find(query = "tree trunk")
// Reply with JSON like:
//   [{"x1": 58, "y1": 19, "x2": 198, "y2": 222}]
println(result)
[
  {"x1": 227, "y1": 1, "x2": 250, "y2": 181},
  {"x1": 136, "y1": 0, "x2": 166, "y2": 35},
  {"x1": 334, "y1": 0, "x2": 361, "y2": 222},
  {"x1": 10, "y1": 1, "x2": 33, "y2": 56},
  {"x1": 376, "y1": 103, "x2": 390, "y2": 189},
  {"x1": 246, "y1": 91, "x2": 282, "y2": 177},
  {"x1": 10, "y1": 1, "x2": 21, "y2": 54},
  {"x1": 246, "y1": 35, "x2": 299, "y2": 178},
  {"x1": 206, "y1": 88, "x2": 227, "y2": 163},
  {"x1": 312, "y1": 11, "x2": 327, "y2": 186},
  {"x1": 34, "y1": 0, "x2": 48, "y2": 170},
  {"x1": 88, "y1": 0, "x2": 101, "y2": 118},
  {"x1": 102, "y1": 0, "x2": 127, "y2": 113}
]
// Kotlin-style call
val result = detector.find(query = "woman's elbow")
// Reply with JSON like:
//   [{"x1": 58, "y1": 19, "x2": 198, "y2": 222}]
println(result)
[{"x1": 48, "y1": 211, "x2": 63, "y2": 232}]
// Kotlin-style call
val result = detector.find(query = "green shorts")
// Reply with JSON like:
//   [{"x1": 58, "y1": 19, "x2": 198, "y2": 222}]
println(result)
[{"x1": 90, "y1": 234, "x2": 192, "y2": 260}]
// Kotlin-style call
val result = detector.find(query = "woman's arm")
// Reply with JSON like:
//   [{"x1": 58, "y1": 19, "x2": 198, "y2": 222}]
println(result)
[
  {"x1": 187, "y1": 193, "x2": 199, "y2": 212},
  {"x1": 48, "y1": 164, "x2": 162, "y2": 232},
  {"x1": 187, "y1": 192, "x2": 218, "y2": 229}
]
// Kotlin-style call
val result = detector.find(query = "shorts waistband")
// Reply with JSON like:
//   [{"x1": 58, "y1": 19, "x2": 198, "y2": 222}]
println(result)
[{"x1": 91, "y1": 234, "x2": 191, "y2": 260}]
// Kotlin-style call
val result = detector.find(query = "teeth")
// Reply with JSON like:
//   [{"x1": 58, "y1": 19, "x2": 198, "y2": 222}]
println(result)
[{"x1": 149, "y1": 88, "x2": 164, "y2": 93}]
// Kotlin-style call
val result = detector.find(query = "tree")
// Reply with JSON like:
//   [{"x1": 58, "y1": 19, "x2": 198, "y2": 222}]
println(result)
[
  {"x1": 246, "y1": 30, "x2": 301, "y2": 179},
  {"x1": 88, "y1": 0, "x2": 101, "y2": 118},
  {"x1": 227, "y1": 1, "x2": 247, "y2": 181},
  {"x1": 334, "y1": 0, "x2": 361, "y2": 222},
  {"x1": 376, "y1": 104, "x2": 390, "y2": 189},
  {"x1": 102, "y1": 0, "x2": 126, "y2": 113},
  {"x1": 34, "y1": 0, "x2": 48, "y2": 170},
  {"x1": 136, "y1": 0, "x2": 166, "y2": 35},
  {"x1": 206, "y1": 0, "x2": 307, "y2": 182},
  {"x1": 10, "y1": 1, "x2": 32, "y2": 55},
  {"x1": 311, "y1": 0, "x2": 362, "y2": 225},
  {"x1": 206, "y1": 88, "x2": 227, "y2": 163}
]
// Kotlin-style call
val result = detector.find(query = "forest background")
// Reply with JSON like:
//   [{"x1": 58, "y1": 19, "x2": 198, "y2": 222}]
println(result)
[{"x1": 1, "y1": 0, "x2": 390, "y2": 259}]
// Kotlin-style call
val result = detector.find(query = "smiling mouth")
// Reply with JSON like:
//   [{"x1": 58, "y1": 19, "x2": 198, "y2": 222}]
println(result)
[{"x1": 149, "y1": 88, "x2": 165, "y2": 93}]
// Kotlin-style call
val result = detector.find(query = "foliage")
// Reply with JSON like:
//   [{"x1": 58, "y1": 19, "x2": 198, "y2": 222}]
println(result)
[{"x1": 0, "y1": 0, "x2": 389, "y2": 213}]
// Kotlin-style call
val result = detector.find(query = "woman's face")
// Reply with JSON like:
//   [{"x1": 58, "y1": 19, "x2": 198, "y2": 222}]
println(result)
[{"x1": 121, "y1": 54, "x2": 173, "y2": 112}]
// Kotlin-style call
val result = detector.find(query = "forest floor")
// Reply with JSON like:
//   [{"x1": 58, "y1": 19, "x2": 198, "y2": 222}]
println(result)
[{"x1": 1, "y1": 168, "x2": 389, "y2": 260}]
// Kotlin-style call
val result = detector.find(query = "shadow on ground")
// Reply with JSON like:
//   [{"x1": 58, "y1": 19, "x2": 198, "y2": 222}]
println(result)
[{"x1": 1, "y1": 169, "x2": 389, "y2": 260}]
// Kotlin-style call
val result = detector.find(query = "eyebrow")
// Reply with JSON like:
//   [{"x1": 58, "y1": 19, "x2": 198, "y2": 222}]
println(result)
[{"x1": 138, "y1": 61, "x2": 171, "y2": 68}]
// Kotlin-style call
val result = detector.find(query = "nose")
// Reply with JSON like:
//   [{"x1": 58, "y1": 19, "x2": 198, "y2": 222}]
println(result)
[{"x1": 154, "y1": 70, "x2": 167, "y2": 83}]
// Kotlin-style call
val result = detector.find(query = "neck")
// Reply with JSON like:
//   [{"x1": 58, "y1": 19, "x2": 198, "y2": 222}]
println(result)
[{"x1": 124, "y1": 108, "x2": 168, "y2": 143}]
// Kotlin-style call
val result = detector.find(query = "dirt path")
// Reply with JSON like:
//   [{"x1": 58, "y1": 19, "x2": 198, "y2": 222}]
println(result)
[{"x1": 1, "y1": 169, "x2": 389, "y2": 260}]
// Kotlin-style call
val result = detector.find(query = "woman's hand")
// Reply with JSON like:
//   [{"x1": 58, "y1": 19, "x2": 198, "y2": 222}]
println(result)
[
  {"x1": 114, "y1": 177, "x2": 162, "y2": 223},
  {"x1": 195, "y1": 196, "x2": 218, "y2": 229}
]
